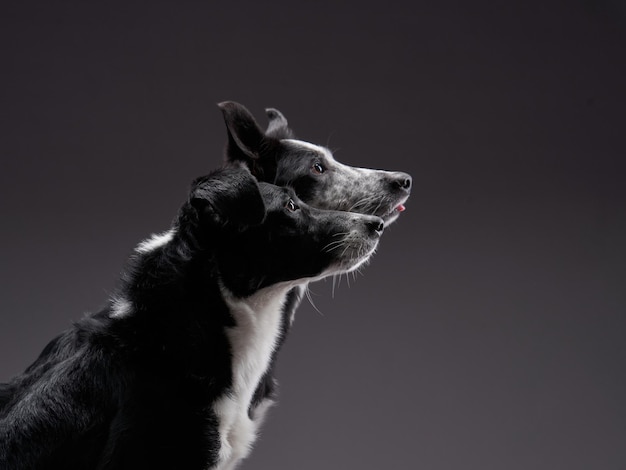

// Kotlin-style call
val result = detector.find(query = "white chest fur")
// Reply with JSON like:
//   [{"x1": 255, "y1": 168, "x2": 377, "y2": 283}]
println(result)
[{"x1": 211, "y1": 283, "x2": 291, "y2": 470}]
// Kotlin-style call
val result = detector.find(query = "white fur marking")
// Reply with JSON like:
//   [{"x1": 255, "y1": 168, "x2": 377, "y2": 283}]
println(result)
[
  {"x1": 250, "y1": 397, "x2": 276, "y2": 427},
  {"x1": 290, "y1": 285, "x2": 306, "y2": 326},
  {"x1": 211, "y1": 282, "x2": 293, "y2": 470},
  {"x1": 110, "y1": 297, "x2": 132, "y2": 319},
  {"x1": 135, "y1": 229, "x2": 175, "y2": 254},
  {"x1": 282, "y1": 138, "x2": 335, "y2": 160}
]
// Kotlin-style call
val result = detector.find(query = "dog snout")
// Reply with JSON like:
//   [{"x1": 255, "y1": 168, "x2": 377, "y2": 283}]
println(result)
[
  {"x1": 364, "y1": 216, "x2": 384, "y2": 237},
  {"x1": 389, "y1": 172, "x2": 412, "y2": 192}
]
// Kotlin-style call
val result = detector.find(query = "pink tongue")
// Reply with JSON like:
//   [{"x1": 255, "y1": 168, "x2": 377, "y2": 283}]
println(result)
[{"x1": 396, "y1": 204, "x2": 406, "y2": 212}]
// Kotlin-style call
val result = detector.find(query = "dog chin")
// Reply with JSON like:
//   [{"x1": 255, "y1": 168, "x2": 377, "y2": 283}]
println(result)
[{"x1": 323, "y1": 241, "x2": 379, "y2": 278}]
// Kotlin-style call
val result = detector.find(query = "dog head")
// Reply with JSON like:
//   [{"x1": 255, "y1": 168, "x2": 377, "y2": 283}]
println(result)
[
  {"x1": 218, "y1": 101, "x2": 411, "y2": 225},
  {"x1": 181, "y1": 166, "x2": 383, "y2": 297}
]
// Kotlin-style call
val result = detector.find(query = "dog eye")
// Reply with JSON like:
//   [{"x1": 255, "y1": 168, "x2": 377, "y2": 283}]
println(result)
[
  {"x1": 285, "y1": 199, "x2": 299, "y2": 212},
  {"x1": 312, "y1": 162, "x2": 325, "y2": 174}
]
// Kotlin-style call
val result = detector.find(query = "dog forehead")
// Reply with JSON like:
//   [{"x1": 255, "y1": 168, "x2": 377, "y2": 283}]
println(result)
[{"x1": 281, "y1": 139, "x2": 335, "y2": 162}]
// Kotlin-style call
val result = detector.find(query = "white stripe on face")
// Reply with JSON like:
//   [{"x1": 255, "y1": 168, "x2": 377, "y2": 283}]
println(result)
[{"x1": 281, "y1": 138, "x2": 331, "y2": 156}]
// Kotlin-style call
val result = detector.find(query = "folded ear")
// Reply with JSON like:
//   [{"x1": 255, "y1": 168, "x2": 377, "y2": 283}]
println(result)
[
  {"x1": 265, "y1": 107, "x2": 295, "y2": 139},
  {"x1": 190, "y1": 166, "x2": 266, "y2": 229},
  {"x1": 218, "y1": 101, "x2": 266, "y2": 163}
]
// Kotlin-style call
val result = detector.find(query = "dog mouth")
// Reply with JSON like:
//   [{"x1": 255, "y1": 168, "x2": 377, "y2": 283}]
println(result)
[
  {"x1": 379, "y1": 197, "x2": 409, "y2": 223},
  {"x1": 393, "y1": 203, "x2": 406, "y2": 214},
  {"x1": 326, "y1": 194, "x2": 410, "y2": 223}
]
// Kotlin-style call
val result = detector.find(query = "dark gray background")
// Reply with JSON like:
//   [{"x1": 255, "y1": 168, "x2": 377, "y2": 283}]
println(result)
[{"x1": 1, "y1": 1, "x2": 625, "y2": 469}]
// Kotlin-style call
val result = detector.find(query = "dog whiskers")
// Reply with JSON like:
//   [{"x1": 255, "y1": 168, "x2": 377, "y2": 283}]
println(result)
[
  {"x1": 323, "y1": 240, "x2": 347, "y2": 253},
  {"x1": 348, "y1": 195, "x2": 378, "y2": 213},
  {"x1": 322, "y1": 232, "x2": 351, "y2": 253},
  {"x1": 304, "y1": 285, "x2": 323, "y2": 315},
  {"x1": 372, "y1": 199, "x2": 384, "y2": 216}
]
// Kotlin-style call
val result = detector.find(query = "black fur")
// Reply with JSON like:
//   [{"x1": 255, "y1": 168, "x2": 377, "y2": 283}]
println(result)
[
  {"x1": 0, "y1": 166, "x2": 383, "y2": 469},
  {"x1": 218, "y1": 101, "x2": 412, "y2": 428}
]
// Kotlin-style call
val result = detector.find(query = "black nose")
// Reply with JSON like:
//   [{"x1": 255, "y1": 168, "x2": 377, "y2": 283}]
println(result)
[
  {"x1": 391, "y1": 172, "x2": 412, "y2": 192},
  {"x1": 365, "y1": 217, "x2": 384, "y2": 236}
]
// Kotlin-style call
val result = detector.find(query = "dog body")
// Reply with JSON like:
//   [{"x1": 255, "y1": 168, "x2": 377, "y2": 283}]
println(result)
[
  {"x1": 0, "y1": 168, "x2": 383, "y2": 470},
  {"x1": 218, "y1": 102, "x2": 412, "y2": 426}
]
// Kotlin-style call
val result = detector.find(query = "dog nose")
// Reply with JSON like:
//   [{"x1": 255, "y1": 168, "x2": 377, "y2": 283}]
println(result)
[
  {"x1": 365, "y1": 217, "x2": 384, "y2": 236},
  {"x1": 391, "y1": 172, "x2": 412, "y2": 192}
]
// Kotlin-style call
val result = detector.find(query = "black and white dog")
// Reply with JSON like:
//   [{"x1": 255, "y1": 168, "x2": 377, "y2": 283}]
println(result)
[
  {"x1": 0, "y1": 167, "x2": 383, "y2": 470},
  {"x1": 217, "y1": 101, "x2": 412, "y2": 425},
  {"x1": 219, "y1": 102, "x2": 412, "y2": 226}
]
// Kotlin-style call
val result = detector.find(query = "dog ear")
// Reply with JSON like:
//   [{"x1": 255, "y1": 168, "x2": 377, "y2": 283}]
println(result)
[
  {"x1": 190, "y1": 166, "x2": 266, "y2": 229},
  {"x1": 218, "y1": 101, "x2": 266, "y2": 163},
  {"x1": 265, "y1": 107, "x2": 295, "y2": 139}
]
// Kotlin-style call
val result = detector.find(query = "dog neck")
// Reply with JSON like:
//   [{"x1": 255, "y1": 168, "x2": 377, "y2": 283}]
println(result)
[
  {"x1": 218, "y1": 279, "x2": 300, "y2": 402},
  {"x1": 212, "y1": 281, "x2": 295, "y2": 466}
]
